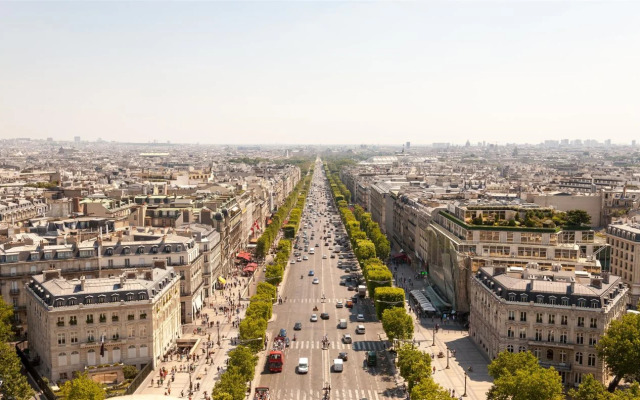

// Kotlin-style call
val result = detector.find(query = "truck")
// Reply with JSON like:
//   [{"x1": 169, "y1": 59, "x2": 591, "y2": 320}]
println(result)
[
  {"x1": 358, "y1": 285, "x2": 367, "y2": 298},
  {"x1": 268, "y1": 336, "x2": 286, "y2": 372}
]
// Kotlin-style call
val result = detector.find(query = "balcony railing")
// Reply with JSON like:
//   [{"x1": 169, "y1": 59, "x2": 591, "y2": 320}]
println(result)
[{"x1": 9, "y1": 288, "x2": 20, "y2": 295}]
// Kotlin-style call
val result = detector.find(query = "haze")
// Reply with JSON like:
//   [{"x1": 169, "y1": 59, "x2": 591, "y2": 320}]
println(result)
[{"x1": 1, "y1": 2, "x2": 639, "y2": 145}]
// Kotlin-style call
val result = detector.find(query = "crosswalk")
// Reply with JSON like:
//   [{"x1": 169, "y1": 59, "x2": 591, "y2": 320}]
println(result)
[
  {"x1": 272, "y1": 388, "x2": 390, "y2": 400},
  {"x1": 288, "y1": 340, "x2": 385, "y2": 351},
  {"x1": 289, "y1": 298, "x2": 355, "y2": 304}
]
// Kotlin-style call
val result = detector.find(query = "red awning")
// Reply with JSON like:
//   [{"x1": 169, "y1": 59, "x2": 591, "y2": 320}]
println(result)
[
  {"x1": 243, "y1": 266, "x2": 256, "y2": 273},
  {"x1": 237, "y1": 252, "x2": 252, "y2": 261},
  {"x1": 247, "y1": 263, "x2": 258, "y2": 268}
]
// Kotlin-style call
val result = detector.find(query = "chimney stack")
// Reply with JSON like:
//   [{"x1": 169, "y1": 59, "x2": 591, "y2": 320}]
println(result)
[{"x1": 80, "y1": 276, "x2": 86, "y2": 291}]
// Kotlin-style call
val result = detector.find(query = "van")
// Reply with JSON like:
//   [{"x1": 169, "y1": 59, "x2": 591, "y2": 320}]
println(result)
[
  {"x1": 333, "y1": 358, "x2": 344, "y2": 372},
  {"x1": 356, "y1": 324, "x2": 365, "y2": 334},
  {"x1": 298, "y1": 357, "x2": 309, "y2": 374},
  {"x1": 339, "y1": 319, "x2": 347, "y2": 329}
]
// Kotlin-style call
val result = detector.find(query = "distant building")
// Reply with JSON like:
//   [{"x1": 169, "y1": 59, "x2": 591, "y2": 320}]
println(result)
[
  {"x1": 74, "y1": 136, "x2": 81, "y2": 143},
  {"x1": 606, "y1": 223, "x2": 640, "y2": 305}
]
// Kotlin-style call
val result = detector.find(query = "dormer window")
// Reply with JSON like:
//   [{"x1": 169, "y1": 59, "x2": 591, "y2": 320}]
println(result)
[
  {"x1": 44, "y1": 251, "x2": 52, "y2": 260},
  {"x1": 577, "y1": 298, "x2": 586, "y2": 307},
  {"x1": 30, "y1": 252, "x2": 39, "y2": 261},
  {"x1": 561, "y1": 297, "x2": 569, "y2": 306},
  {"x1": 508, "y1": 293, "x2": 516, "y2": 301},
  {"x1": 591, "y1": 299, "x2": 600, "y2": 308},
  {"x1": 111, "y1": 294, "x2": 119, "y2": 303},
  {"x1": 5, "y1": 254, "x2": 18, "y2": 263},
  {"x1": 177, "y1": 245, "x2": 183, "y2": 252},
  {"x1": 57, "y1": 251, "x2": 72, "y2": 259},
  {"x1": 536, "y1": 295, "x2": 544, "y2": 304},
  {"x1": 138, "y1": 292, "x2": 147, "y2": 300},
  {"x1": 520, "y1": 294, "x2": 528, "y2": 302},
  {"x1": 151, "y1": 246, "x2": 158, "y2": 254},
  {"x1": 136, "y1": 246, "x2": 145, "y2": 254},
  {"x1": 106, "y1": 248, "x2": 114, "y2": 256},
  {"x1": 549, "y1": 296, "x2": 557, "y2": 305},
  {"x1": 85, "y1": 296, "x2": 93, "y2": 305},
  {"x1": 98, "y1": 295, "x2": 105, "y2": 303},
  {"x1": 123, "y1": 247, "x2": 131, "y2": 255},
  {"x1": 164, "y1": 245, "x2": 172, "y2": 253},
  {"x1": 126, "y1": 293, "x2": 134, "y2": 301},
  {"x1": 56, "y1": 299, "x2": 65, "y2": 307}
]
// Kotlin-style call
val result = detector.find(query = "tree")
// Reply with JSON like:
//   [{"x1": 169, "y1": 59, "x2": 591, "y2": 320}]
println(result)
[
  {"x1": 566, "y1": 209, "x2": 592, "y2": 226},
  {"x1": 597, "y1": 312, "x2": 640, "y2": 390},
  {"x1": 255, "y1": 282, "x2": 277, "y2": 301},
  {"x1": 568, "y1": 374, "x2": 612, "y2": 400},
  {"x1": 213, "y1": 392, "x2": 235, "y2": 400},
  {"x1": 59, "y1": 372, "x2": 105, "y2": 400},
  {"x1": 487, "y1": 351, "x2": 563, "y2": 400},
  {"x1": 228, "y1": 346, "x2": 258, "y2": 382},
  {"x1": 487, "y1": 351, "x2": 540, "y2": 380},
  {"x1": 212, "y1": 366, "x2": 247, "y2": 400},
  {"x1": 122, "y1": 364, "x2": 138, "y2": 380},
  {"x1": 0, "y1": 296, "x2": 14, "y2": 342},
  {"x1": 381, "y1": 307, "x2": 413, "y2": 342},
  {"x1": 355, "y1": 239, "x2": 376, "y2": 261},
  {"x1": 411, "y1": 377, "x2": 453, "y2": 400},
  {"x1": 397, "y1": 344, "x2": 431, "y2": 390},
  {"x1": 0, "y1": 342, "x2": 34, "y2": 400},
  {"x1": 265, "y1": 264, "x2": 284, "y2": 286},
  {"x1": 238, "y1": 317, "x2": 267, "y2": 353},
  {"x1": 245, "y1": 300, "x2": 272, "y2": 321}
]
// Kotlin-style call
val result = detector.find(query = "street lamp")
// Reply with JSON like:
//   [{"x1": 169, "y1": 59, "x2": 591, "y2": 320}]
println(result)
[
  {"x1": 217, "y1": 321, "x2": 221, "y2": 347},
  {"x1": 463, "y1": 372, "x2": 468, "y2": 397},
  {"x1": 432, "y1": 325, "x2": 436, "y2": 347}
]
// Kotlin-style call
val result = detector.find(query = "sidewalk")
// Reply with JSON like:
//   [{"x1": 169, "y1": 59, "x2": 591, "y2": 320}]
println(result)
[
  {"x1": 390, "y1": 262, "x2": 492, "y2": 400},
  {"x1": 135, "y1": 274, "x2": 253, "y2": 399}
]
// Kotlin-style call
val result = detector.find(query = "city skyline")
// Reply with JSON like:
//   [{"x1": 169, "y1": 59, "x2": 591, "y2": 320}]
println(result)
[{"x1": 1, "y1": 2, "x2": 639, "y2": 145}]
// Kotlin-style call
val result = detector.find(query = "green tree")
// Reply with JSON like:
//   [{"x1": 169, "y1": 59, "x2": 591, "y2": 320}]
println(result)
[
  {"x1": 265, "y1": 264, "x2": 284, "y2": 286},
  {"x1": 411, "y1": 377, "x2": 453, "y2": 400},
  {"x1": 597, "y1": 312, "x2": 640, "y2": 390},
  {"x1": 397, "y1": 344, "x2": 431, "y2": 390},
  {"x1": 213, "y1": 392, "x2": 235, "y2": 400},
  {"x1": 246, "y1": 300, "x2": 272, "y2": 321},
  {"x1": 0, "y1": 296, "x2": 14, "y2": 342},
  {"x1": 568, "y1": 374, "x2": 612, "y2": 400},
  {"x1": 238, "y1": 317, "x2": 267, "y2": 353},
  {"x1": 487, "y1": 351, "x2": 563, "y2": 400},
  {"x1": 0, "y1": 342, "x2": 34, "y2": 400},
  {"x1": 381, "y1": 307, "x2": 414, "y2": 342},
  {"x1": 566, "y1": 209, "x2": 592, "y2": 226},
  {"x1": 212, "y1": 366, "x2": 247, "y2": 400},
  {"x1": 255, "y1": 282, "x2": 277, "y2": 301},
  {"x1": 228, "y1": 346, "x2": 258, "y2": 382},
  {"x1": 59, "y1": 372, "x2": 105, "y2": 400},
  {"x1": 122, "y1": 364, "x2": 138, "y2": 380},
  {"x1": 355, "y1": 239, "x2": 376, "y2": 261}
]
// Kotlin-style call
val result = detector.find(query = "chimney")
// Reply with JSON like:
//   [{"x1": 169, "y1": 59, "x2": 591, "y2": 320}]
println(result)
[
  {"x1": 43, "y1": 269, "x2": 61, "y2": 281},
  {"x1": 120, "y1": 274, "x2": 126, "y2": 287},
  {"x1": 80, "y1": 276, "x2": 86, "y2": 291},
  {"x1": 570, "y1": 281, "x2": 576, "y2": 294},
  {"x1": 602, "y1": 271, "x2": 610, "y2": 284}
]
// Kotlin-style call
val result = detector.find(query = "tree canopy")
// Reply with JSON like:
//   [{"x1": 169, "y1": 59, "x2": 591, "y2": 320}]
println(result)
[
  {"x1": 487, "y1": 351, "x2": 563, "y2": 400},
  {"x1": 597, "y1": 312, "x2": 640, "y2": 390},
  {"x1": 381, "y1": 307, "x2": 413, "y2": 342},
  {"x1": 59, "y1": 373, "x2": 105, "y2": 400}
]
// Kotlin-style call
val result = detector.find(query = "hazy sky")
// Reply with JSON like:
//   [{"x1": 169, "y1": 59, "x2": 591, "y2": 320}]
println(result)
[{"x1": 1, "y1": 2, "x2": 639, "y2": 145}]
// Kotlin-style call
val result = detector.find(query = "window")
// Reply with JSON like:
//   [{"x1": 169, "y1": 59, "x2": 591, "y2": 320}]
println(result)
[
  {"x1": 128, "y1": 313, "x2": 135, "y2": 320},
  {"x1": 177, "y1": 245, "x2": 183, "y2": 252},
  {"x1": 507, "y1": 345, "x2": 514, "y2": 353},
  {"x1": 112, "y1": 313, "x2": 119, "y2": 322},
  {"x1": 137, "y1": 246, "x2": 145, "y2": 254},
  {"x1": 151, "y1": 246, "x2": 158, "y2": 254},
  {"x1": 535, "y1": 329, "x2": 543, "y2": 341},
  {"x1": 509, "y1": 293, "x2": 516, "y2": 302},
  {"x1": 548, "y1": 314, "x2": 555, "y2": 324},
  {"x1": 99, "y1": 313, "x2": 107, "y2": 323},
  {"x1": 575, "y1": 373, "x2": 583, "y2": 385},
  {"x1": 590, "y1": 318, "x2": 598, "y2": 328},
  {"x1": 520, "y1": 293, "x2": 528, "y2": 302},
  {"x1": 128, "y1": 326, "x2": 135, "y2": 338},
  {"x1": 577, "y1": 317, "x2": 585, "y2": 327},
  {"x1": 561, "y1": 315, "x2": 568, "y2": 326},
  {"x1": 589, "y1": 335, "x2": 598, "y2": 347},
  {"x1": 536, "y1": 313, "x2": 543, "y2": 323},
  {"x1": 107, "y1": 259, "x2": 113, "y2": 268},
  {"x1": 591, "y1": 300, "x2": 600, "y2": 308},
  {"x1": 98, "y1": 296, "x2": 105, "y2": 304},
  {"x1": 140, "y1": 326, "x2": 147, "y2": 337},
  {"x1": 57, "y1": 316, "x2": 65, "y2": 326},
  {"x1": 536, "y1": 295, "x2": 544, "y2": 304},
  {"x1": 533, "y1": 349, "x2": 541, "y2": 359},
  {"x1": 69, "y1": 315, "x2": 77, "y2": 325},
  {"x1": 507, "y1": 327, "x2": 514, "y2": 338},
  {"x1": 70, "y1": 332, "x2": 78, "y2": 344},
  {"x1": 576, "y1": 333, "x2": 584, "y2": 345},
  {"x1": 86, "y1": 314, "x2": 94, "y2": 323},
  {"x1": 588, "y1": 354, "x2": 596, "y2": 367},
  {"x1": 124, "y1": 259, "x2": 130, "y2": 267},
  {"x1": 547, "y1": 330, "x2": 555, "y2": 342},
  {"x1": 127, "y1": 293, "x2": 134, "y2": 301},
  {"x1": 518, "y1": 346, "x2": 526, "y2": 353},
  {"x1": 87, "y1": 330, "x2": 95, "y2": 342},
  {"x1": 546, "y1": 349, "x2": 554, "y2": 360},
  {"x1": 520, "y1": 311, "x2": 527, "y2": 322},
  {"x1": 519, "y1": 328, "x2": 527, "y2": 339},
  {"x1": 549, "y1": 296, "x2": 557, "y2": 305},
  {"x1": 139, "y1": 311, "x2": 147, "y2": 319},
  {"x1": 560, "y1": 331, "x2": 568, "y2": 344},
  {"x1": 164, "y1": 245, "x2": 172, "y2": 253},
  {"x1": 57, "y1": 333, "x2": 66, "y2": 345},
  {"x1": 106, "y1": 248, "x2": 113, "y2": 256},
  {"x1": 560, "y1": 351, "x2": 567, "y2": 363},
  {"x1": 123, "y1": 247, "x2": 131, "y2": 255},
  {"x1": 85, "y1": 296, "x2": 93, "y2": 305},
  {"x1": 111, "y1": 294, "x2": 119, "y2": 303},
  {"x1": 30, "y1": 265, "x2": 37, "y2": 274},
  {"x1": 561, "y1": 297, "x2": 569, "y2": 306},
  {"x1": 577, "y1": 298, "x2": 586, "y2": 307}
]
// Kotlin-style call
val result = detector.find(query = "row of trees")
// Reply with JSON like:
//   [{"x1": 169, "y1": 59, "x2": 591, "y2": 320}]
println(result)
[
  {"x1": 485, "y1": 350, "x2": 640, "y2": 400},
  {"x1": 397, "y1": 344, "x2": 454, "y2": 400},
  {"x1": 255, "y1": 171, "x2": 312, "y2": 259},
  {"x1": 0, "y1": 298, "x2": 34, "y2": 399}
]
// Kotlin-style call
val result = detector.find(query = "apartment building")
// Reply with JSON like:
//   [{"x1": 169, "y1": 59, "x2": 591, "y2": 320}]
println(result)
[
  {"x1": 26, "y1": 265, "x2": 181, "y2": 382},
  {"x1": 470, "y1": 266, "x2": 628, "y2": 386},
  {"x1": 606, "y1": 222, "x2": 640, "y2": 305},
  {"x1": 0, "y1": 198, "x2": 48, "y2": 223}
]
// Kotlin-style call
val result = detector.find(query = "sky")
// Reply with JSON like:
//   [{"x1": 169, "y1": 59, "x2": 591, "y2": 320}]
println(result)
[{"x1": 1, "y1": 1, "x2": 639, "y2": 146}]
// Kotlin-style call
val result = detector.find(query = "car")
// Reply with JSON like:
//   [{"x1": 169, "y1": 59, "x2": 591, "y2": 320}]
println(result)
[
  {"x1": 336, "y1": 300, "x2": 344, "y2": 308},
  {"x1": 320, "y1": 312, "x2": 330, "y2": 320},
  {"x1": 346, "y1": 300, "x2": 354, "y2": 308},
  {"x1": 357, "y1": 314, "x2": 365, "y2": 322},
  {"x1": 340, "y1": 279, "x2": 346, "y2": 286},
  {"x1": 344, "y1": 268, "x2": 350, "y2": 273},
  {"x1": 279, "y1": 328, "x2": 287, "y2": 337},
  {"x1": 323, "y1": 255, "x2": 327, "y2": 259},
  {"x1": 308, "y1": 270, "x2": 314, "y2": 276},
  {"x1": 294, "y1": 322, "x2": 302, "y2": 330},
  {"x1": 297, "y1": 257, "x2": 302, "y2": 262},
  {"x1": 291, "y1": 260, "x2": 296, "y2": 265},
  {"x1": 310, "y1": 314, "x2": 318, "y2": 322},
  {"x1": 348, "y1": 285, "x2": 356, "y2": 291},
  {"x1": 303, "y1": 256, "x2": 309, "y2": 260},
  {"x1": 325, "y1": 242, "x2": 329, "y2": 246},
  {"x1": 316, "y1": 243, "x2": 320, "y2": 247},
  {"x1": 342, "y1": 334, "x2": 352, "y2": 344},
  {"x1": 312, "y1": 278, "x2": 319, "y2": 284},
  {"x1": 338, "y1": 352, "x2": 348, "y2": 361},
  {"x1": 285, "y1": 337, "x2": 291, "y2": 347},
  {"x1": 330, "y1": 254, "x2": 336, "y2": 259}
]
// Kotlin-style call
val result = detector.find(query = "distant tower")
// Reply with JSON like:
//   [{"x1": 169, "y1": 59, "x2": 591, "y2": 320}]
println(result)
[
  {"x1": 633, "y1": 140, "x2": 637, "y2": 147},
  {"x1": 74, "y1": 136, "x2": 80, "y2": 142},
  {"x1": 406, "y1": 141, "x2": 411, "y2": 151}
]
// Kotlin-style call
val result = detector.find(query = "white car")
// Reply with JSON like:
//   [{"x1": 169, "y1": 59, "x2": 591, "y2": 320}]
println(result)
[
  {"x1": 310, "y1": 314, "x2": 318, "y2": 322},
  {"x1": 291, "y1": 260, "x2": 296, "y2": 265},
  {"x1": 322, "y1": 255, "x2": 327, "y2": 259},
  {"x1": 356, "y1": 314, "x2": 365, "y2": 322},
  {"x1": 312, "y1": 278, "x2": 319, "y2": 284},
  {"x1": 303, "y1": 256, "x2": 309, "y2": 260},
  {"x1": 336, "y1": 300, "x2": 344, "y2": 308}
]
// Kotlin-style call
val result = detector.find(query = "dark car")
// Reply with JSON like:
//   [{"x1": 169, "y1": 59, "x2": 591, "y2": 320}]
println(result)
[
  {"x1": 308, "y1": 270, "x2": 315, "y2": 276},
  {"x1": 279, "y1": 328, "x2": 287, "y2": 337},
  {"x1": 294, "y1": 322, "x2": 302, "y2": 331},
  {"x1": 320, "y1": 312, "x2": 330, "y2": 320},
  {"x1": 338, "y1": 352, "x2": 348, "y2": 361}
]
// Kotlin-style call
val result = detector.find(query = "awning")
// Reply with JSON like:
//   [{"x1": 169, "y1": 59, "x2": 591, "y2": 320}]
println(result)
[
  {"x1": 237, "y1": 252, "x2": 252, "y2": 261},
  {"x1": 247, "y1": 262, "x2": 258, "y2": 268},
  {"x1": 243, "y1": 266, "x2": 256, "y2": 273},
  {"x1": 218, "y1": 276, "x2": 227, "y2": 284}
]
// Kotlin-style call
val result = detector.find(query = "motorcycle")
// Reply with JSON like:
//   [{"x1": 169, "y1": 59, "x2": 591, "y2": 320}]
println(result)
[
  {"x1": 301, "y1": 275, "x2": 303, "y2": 279},
  {"x1": 313, "y1": 306, "x2": 319, "y2": 311}
]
